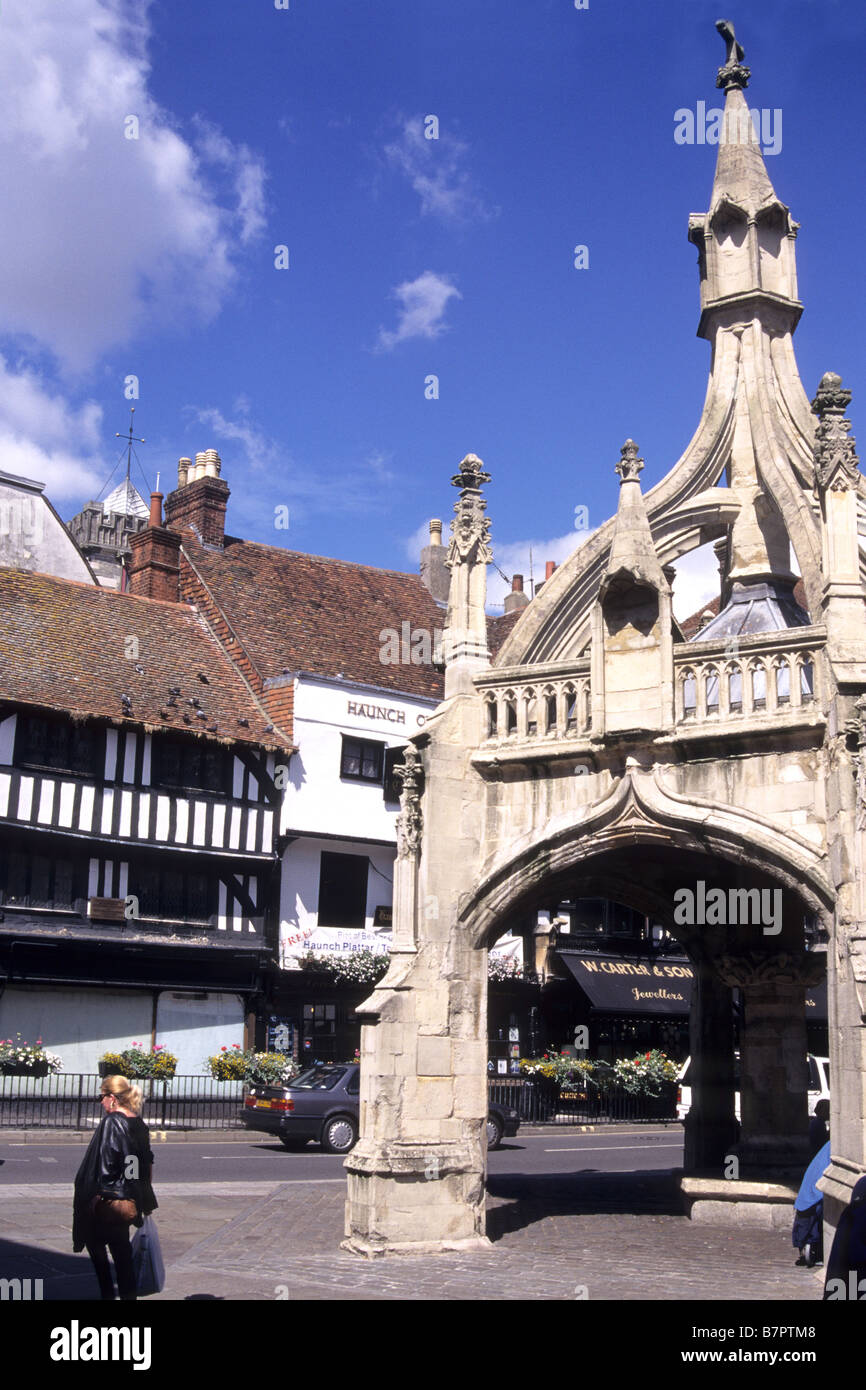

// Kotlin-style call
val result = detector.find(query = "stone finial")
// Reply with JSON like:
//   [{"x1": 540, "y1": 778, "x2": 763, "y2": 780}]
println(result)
[
  {"x1": 811, "y1": 373, "x2": 860, "y2": 492},
  {"x1": 615, "y1": 439, "x2": 645, "y2": 484},
  {"x1": 715, "y1": 18, "x2": 750, "y2": 90},
  {"x1": 446, "y1": 453, "x2": 493, "y2": 569},
  {"x1": 450, "y1": 453, "x2": 491, "y2": 491}
]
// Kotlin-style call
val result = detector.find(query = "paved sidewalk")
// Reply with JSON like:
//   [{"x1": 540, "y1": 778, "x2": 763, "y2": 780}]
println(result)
[{"x1": 0, "y1": 1169, "x2": 824, "y2": 1302}]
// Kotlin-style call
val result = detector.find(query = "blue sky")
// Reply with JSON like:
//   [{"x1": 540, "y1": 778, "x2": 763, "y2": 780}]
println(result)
[{"x1": 2, "y1": 0, "x2": 865, "y2": 616}]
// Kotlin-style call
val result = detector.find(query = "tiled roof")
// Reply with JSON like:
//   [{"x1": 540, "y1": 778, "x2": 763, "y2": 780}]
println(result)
[
  {"x1": 0, "y1": 568, "x2": 288, "y2": 751},
  {"x1": 488, "y1": 609, "x2": 522, "y2": 658},
  {"x1": 181, "y1": 535, "x2": 447, "y2": 701}
]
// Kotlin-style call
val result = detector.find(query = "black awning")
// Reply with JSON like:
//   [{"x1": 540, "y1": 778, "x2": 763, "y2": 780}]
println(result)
[
  {"x1": 558, "y1": 952, "x2": 693, "y2": 1015},
  {"x1": 806, "y1": 976, "x2": 827, "y2": 1022}
]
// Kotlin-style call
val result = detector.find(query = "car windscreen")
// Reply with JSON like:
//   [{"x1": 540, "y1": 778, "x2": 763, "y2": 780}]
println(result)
[{"x1": 289, "y1": 1066, "x2": 348, "y2": 1091}]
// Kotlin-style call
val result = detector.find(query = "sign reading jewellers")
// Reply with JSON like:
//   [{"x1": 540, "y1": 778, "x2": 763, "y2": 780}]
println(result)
[{"x1": 558, "y1": 953, "x2": 694, "y2": 1015}]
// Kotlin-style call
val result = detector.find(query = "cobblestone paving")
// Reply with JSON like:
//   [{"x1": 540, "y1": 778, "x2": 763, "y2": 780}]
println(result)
[{"x1": 0, "y1": 1175, "x2": 824, "y2": 1302}]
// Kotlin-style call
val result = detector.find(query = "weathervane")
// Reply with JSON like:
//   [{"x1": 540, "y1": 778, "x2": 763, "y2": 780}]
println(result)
[{"x1": 115, "y1": 406, "x2": 146, "y2": 490}]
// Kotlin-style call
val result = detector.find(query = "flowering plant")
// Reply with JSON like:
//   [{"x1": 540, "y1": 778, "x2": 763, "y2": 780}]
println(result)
[
  {"x1": 297, "y1": 949, "x2": 389, "y2": 986},
  {"x1": 205, "y1": 1045, "x2": 297, "y2": 1084},
  {"x1": 519, "y1": 1052, "x2": 594, "y2": 1085},
  {"x1": 100, "y1": 1044, "x2": 177, "y2": 1079},
  {"x1": 613, "y1": 1049, "x2": 679, "y2": 1095},
  {"x1": 0, "y1": 1035, "x2": 63, "y2": 1074},
  {"x1": 488, "y1": 956, "x2": 526, "y2": 983}
]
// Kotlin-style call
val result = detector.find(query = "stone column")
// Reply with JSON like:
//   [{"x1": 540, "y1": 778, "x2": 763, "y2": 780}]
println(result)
[
  {"x1": 683, "y1": 954, "x2": 738, "y2": 1171},
  {"x1": 717, "y1": 950, "x2": 823, "y2": 1172}
]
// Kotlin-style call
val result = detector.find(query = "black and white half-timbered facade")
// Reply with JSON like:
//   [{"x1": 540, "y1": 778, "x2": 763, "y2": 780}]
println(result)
[{"x1": 0, "y1": 567, "x2": 289, "y2": 1073}]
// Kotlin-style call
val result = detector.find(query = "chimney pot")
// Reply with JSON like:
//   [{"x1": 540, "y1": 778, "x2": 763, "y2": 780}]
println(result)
[
  {"x1": 545, "y1": 561, "x2": 556, "y2": 580},
  {"x1": 429, "y1": 519, "x2": 442, "y2": 546},
  {"x1": 511, "y1": 574, "x2": 524, "y2": 592},
  {"x1": 178, "y1": 457, "x2": 192, "y2": 488},
  {"x1": 149, "y1": 492, "x2": 164, "y2": 528}
]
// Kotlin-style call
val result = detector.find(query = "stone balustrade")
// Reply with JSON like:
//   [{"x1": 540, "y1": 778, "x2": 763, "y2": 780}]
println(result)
[
  {"x1": 475, "y1": 663, "x2": 592, "y2": 747},
  {"x1": 673, "y1": 627, "x2": 825, "y2": 725}
]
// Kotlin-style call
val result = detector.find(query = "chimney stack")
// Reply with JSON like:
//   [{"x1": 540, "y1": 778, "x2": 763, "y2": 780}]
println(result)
[
  {"x1": 127, "y1": 493, "x2": 181, "y2": 601},
  {"x1": 504, "y1": 573, "x2": 530, "y2": 615},
  {"x1": 545, "y1": 560, "x2": 557, "y2": 581},
  {"x1": 164, "y1": 448, "x2": 230, "y2": 547},
  {"x1": 420, "y1": 517, "x2": 450, "y2": 603}
]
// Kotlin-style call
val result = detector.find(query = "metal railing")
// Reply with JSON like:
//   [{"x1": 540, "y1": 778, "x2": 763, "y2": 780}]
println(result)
[
  {"x1": 0, "y1": 1072, "x2": 679, "y2": 1130},
  {"x1": 0, "y1": 1074, "x2": 247, "y2": 1130},
  {"x1": 488, "y1": 1077, "x2": 679, "y2": 1125}
]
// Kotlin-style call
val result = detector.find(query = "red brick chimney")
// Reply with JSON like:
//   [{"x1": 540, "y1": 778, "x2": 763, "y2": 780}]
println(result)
[
  {"x1": 127, "y1": 493, "x2": 181, "y2": 601},
  {"x1": 504, "y1": 573, "x2": 530, "y2": 614},
  {"x1": 164, "y1": 450, "x2": 230, "y2": 547}
]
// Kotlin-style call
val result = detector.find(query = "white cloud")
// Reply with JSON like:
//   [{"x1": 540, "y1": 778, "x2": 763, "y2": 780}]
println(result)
[
  {"x1": 669, "y1": 542, "x2": 722, "y2": 623},
  {"x1": 376, "y1": 271, "x2": 461, "y2": 351},
  {"x1": 0, "y1": 356, "x2": 105, "y2": 499},
  {"x1": 0, "y1": 1, "x2": 266, "y2": 369},
  {"x1": 487, "y1": 531, "x2": 592, "y2": 610},
  {"x1": 383, "y1": 116, "x2": 494, "y2": 223}
]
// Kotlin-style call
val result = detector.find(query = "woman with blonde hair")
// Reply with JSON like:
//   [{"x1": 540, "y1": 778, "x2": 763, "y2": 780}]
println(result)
[{"x1": 72, "y1": 1074, "x2": 158, "y2": 1300}]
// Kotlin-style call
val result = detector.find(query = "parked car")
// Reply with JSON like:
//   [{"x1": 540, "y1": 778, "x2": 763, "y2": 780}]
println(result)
[
  {"x1": 675, "y1": 1053, "x2": 830, "y2": 1122},
  {"x1": 241, "y1": 1062, "x2": 520, "y2": 1153}
]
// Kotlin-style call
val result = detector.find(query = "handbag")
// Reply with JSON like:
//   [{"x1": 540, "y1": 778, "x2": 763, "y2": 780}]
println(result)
[{"x1": 131, "y1": 1215, "x2": 166, "y2": 1296}]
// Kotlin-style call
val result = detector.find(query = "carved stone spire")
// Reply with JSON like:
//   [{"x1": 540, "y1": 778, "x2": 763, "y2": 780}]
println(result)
[
  {"x1": 442, "y1": 453, "x2": 492, "y2": 696},
  {"x1": 394, "y1": 744, "x2": 423, "y2": 858},
  {"x1": 715, "y1": 19, "x2": 750, "y2": 91},
  {"x1": 603, "y1": 441, "x2": 666, "y2": 593},
  {"x1": 812, "y1": 373, "x2": 861, "y2": 493},
  {"x1": 614, "y1": 439, "x2": 644, "y2": 484}
]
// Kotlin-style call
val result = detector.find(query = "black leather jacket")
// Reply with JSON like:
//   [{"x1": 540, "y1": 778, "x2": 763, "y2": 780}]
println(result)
[{"x1": 72, "y1": 1112, "x2": 157, "y2": 1250}]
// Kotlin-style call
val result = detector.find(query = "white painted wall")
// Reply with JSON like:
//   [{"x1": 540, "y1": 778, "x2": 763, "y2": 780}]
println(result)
[
  {"x1": 154, "y1": 991, "x2": 245, "y2": 1074},
  {"x1": 279, "y1": 836, "x2": 395, "y2": 965},
  {"x1": 282, "y1": 676, "x2": 435, "y2": 842},
  {"x1": 0, "y1": 985, "x2": 153, "y2": 1073}
]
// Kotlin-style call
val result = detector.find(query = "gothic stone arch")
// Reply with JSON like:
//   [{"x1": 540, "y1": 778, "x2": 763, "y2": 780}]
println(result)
[{"x1": 343, "y1": 32, "x2": 866, "y2": 1256}]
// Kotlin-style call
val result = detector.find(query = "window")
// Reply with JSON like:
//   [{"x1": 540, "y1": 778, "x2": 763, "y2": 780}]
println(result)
[
  {"x1": 151, "y1": 735, "x2": 228, "y2": 795},
  {"x1": 705, "y1": 668, "x2": 720, "y2": 712},
  {"x1": 545, "y1": 694, "x2": 557, "y2": 734},
  {"x1": 682, "y1": 673, "x2": 696, "y2": 715},
  {"x1": 504, "y1": 697, "x2": 517, "y2": 735},
  {"x1": 728, "y1": 667, "x2": 743, "y2": 712},
  {"x1": 752, "y1": 665, "x2": 767, "y2": 710},
  {"x1": 2, "y1": 852, "x2": 77, "y2": 909},
  {"x1": 776, "y1": 661, "x2": 790, "y2": 705},
  {"x1": 15, "y1": 714, "x2": 101, "y2": 776},
  {"x1": 486, "y1": 699, "x2": 497, "y2": 738},
  {"x1": 340, "y1": 736, "x2": 384, "y2": 784},
  {"x1": 525, "y1": 694, "x2": 538, "y2": 736},
  {"x1": 317, "y1": 851, "x2": 368, "y2": 928},
  {"x1": 565, "y1": 688, "x2": 578, "y2": 733},
  {"x1": 383, "y1": 745, "x2": 404, "y2": 802},
  {"x1": 800, "y1": 659, "x2": 815, "y2": 701},
  {"x1": 136, "y1": 866, "x2": 213, "y2": 924}
]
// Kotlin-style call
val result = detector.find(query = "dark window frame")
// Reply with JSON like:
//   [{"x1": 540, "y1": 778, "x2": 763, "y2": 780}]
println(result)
[
  {"x1": 317, "y1": 850, "x2": 369, "y2": 929},
  {"x1": 1, "y1": 849, "x2": 79, "y2": 910},
  {"x1": 339, "y1": 735, "x2": 385, "y2": 785},
  {"x1": 14, "y1": 713, "x2": 104, "y2": 778},
  {"x1": 134, "y1": 863, "x2": 216, "y2": 926},
  {"x1": 151, "y1": 733, "x2": 231, "y2": 797}
]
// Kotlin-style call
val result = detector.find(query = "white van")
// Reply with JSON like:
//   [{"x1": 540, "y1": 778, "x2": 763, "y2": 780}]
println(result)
[{"x1": 676, "y1": 1053, "x2": 830, "y2": 1122}]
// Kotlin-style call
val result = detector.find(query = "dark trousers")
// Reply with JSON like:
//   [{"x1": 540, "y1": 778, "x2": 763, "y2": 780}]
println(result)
[{"x1": 86, "y1": 1207, "x2": 137, "y2": 1300}]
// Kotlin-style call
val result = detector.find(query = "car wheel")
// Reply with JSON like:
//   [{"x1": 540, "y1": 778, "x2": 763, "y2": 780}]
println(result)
[
  {"x1": 486, "y1": 1114, "x2": 504, "y2": 1150},
  {"x1": 279, "y1": 1136, "x2": 307, "y2": 1151},
  {"x1": 321, "y1": 1114, "x2": 358, "y2": 1154}
]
